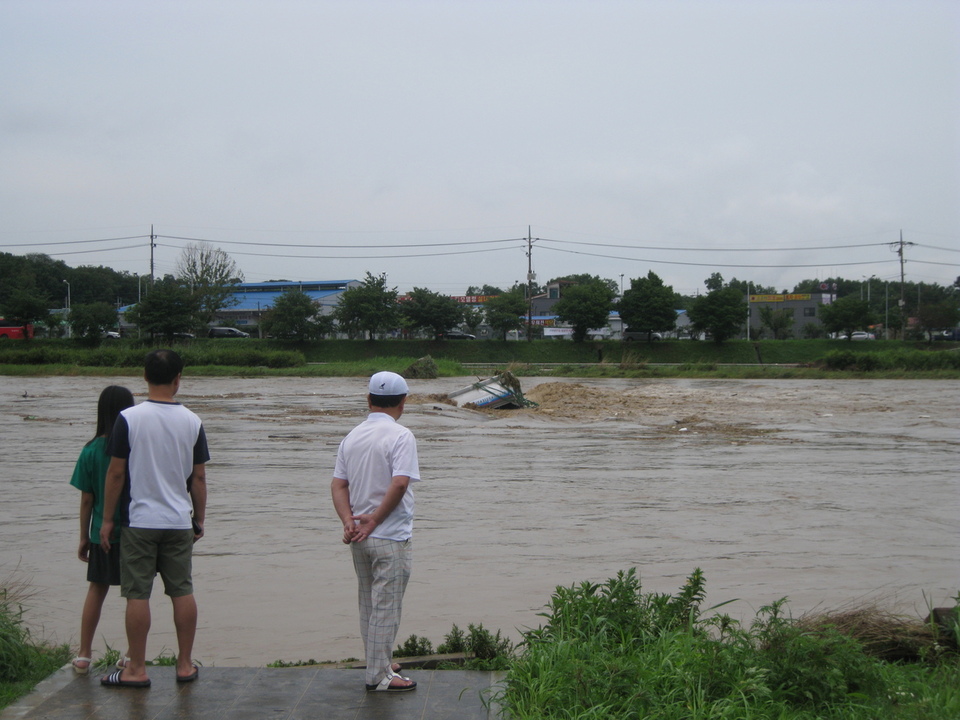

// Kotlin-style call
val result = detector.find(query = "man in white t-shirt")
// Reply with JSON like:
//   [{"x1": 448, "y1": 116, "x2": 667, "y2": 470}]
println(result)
[
  {"x1": 99, "y1": 349, "x2": 208, "y2": 688},
  {"x1": 331, "y1": 371, "x2": 420, "y2": 692}
]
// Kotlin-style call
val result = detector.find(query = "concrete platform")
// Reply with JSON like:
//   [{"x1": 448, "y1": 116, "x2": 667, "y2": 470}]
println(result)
[{"x1": 3, "y1": 666, "x2": 505, "y2": 720}]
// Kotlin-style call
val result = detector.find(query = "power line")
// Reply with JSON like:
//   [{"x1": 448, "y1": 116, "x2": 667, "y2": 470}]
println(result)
[
  {"x1": 154, "y1": 242, "x2": 522, "y2": 261},
  {"x1": 910, "y1": 259, "x2": 960, "y2": 267},
  {"x1": 913, "y1": 242, "x2": 960, "y2": 254},
  {"x1": 537, "y1": 237, "x2": 892, "y2": 252},
  {"x1": 29, "y1": 243, "x2": 149, "y2": 257},
  {"x1": 0, "y1": 235, "x2": 149, "y2": 248},
  {"x1": 156, "y1": 234, "x2": 524, "y2": 249},
  {"x1": 537, "y1": 244, "x2": 900, "y2": 269}
]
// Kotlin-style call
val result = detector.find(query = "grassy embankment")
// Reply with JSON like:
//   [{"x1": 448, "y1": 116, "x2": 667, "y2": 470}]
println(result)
[
  {"x1": 0, "y1": 578, "x2": 71, "y2": 711},
  {"x1": 1, "y1": 338, "x2": 959, "y2": 379},
  {"x1": 488, "y1": 568, "x2": 960, "y2": 719},
  {"x1": 267, "y1": 568, "x2": 960, "y2": 719}
]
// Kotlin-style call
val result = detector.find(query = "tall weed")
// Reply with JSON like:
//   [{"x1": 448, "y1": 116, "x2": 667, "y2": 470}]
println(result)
[{"x1": 499, "y1": 568, "x2": 912, "y2": 719}]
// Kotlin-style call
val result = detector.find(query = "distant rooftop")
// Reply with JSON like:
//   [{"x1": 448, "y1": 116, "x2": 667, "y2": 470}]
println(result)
[{"x1": 227, "y1": 280, "x2": 357, "y2": 312}]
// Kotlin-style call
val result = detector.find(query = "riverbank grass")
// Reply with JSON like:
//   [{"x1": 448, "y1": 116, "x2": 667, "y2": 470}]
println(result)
[
  {"x1": 0, "y1": 581, "x2": 70, "y2": 711},
  {"x1": 497, "y1": 568, "x2": 960, "y2": 719}
]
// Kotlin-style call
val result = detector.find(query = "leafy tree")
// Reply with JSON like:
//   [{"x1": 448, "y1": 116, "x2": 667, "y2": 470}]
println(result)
[
  {"x1": 916, "y1": 300, "x2": 960, "y2": 344},
  {"x1": 44, "y1": 310, "x2": 67, "y2": 338},
  {"x1": 259, "y1": 289, "x2": 331, "y2": 341},
  {"x1": 687, "y1": 286, "x2": 747, "y2": 343},
  {"x1": 333, "y1": 272, "x2": 400, "y2": 339},
  {"x1": 484, "y1": 291, "x2": 526, "y2": 339},
  {"x1": 125, "y1": 277, "x2": 199, "y2": 339},
  {"x1": 175, "y1": 243, "x2": 244, "y2": 331},
  {"x1": 550, "y1": 274, "x2": 618, "y2": 295},
  {"x1": 818, "y1": 295, "x2": 875, "y2": 340},
  {"x1": 704, "y1": 272, "x2": 725, "y2": 292},
  {"x1": 0, "y1": 287, "x2": 51, "y2": 340},
  {"x1": 22, "y1": 253, "x2": 71, "y2": 307},
  {"x1": 69, "y1": 302, "x2": 119, "y2": 340},
  {"x1": 510, "y1": 279, "x2": 544, "y2": 297},
  {"x1": 401, "y1": 288, "x2": 464, "y2": 339},
  {"x1": 462, "y1": 305, "x2": 485, "y2": 334},
  {"x1": 728, "y1": 277, "x2": 776, "y2": 295},
  {"x1": 618, "y1": 271, "x2": 677, "y2": 339},
  {"x1": 0, "y1": 253, "x2": 38, "y2": 308},
  {"x1": 553, "y1": 281, "x2": 616, "y2": 342},
  {"x1": 758, "y1": 306, "x2": 795, "y2": 340},
  {"x1": 465, "y1": 285, "x2": 504, "y2": 296}
]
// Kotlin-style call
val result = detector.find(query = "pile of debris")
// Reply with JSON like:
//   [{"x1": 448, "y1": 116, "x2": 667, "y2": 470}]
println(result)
[{"x1": 447, "y1": 371, "x2": 537, "y2": 410}]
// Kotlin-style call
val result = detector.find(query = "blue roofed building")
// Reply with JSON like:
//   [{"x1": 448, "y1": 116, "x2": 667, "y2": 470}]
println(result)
[{"x1": 214, "y1": 279, "x2": 360, "y2": 332}]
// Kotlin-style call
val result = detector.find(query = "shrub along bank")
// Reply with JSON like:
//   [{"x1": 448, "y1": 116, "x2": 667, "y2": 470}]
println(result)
[
  {"x1": 497, "y1": 568, "x2": 960, "y2": 720},
  {"x1": 0, "y1": 339, "x2": 957, "y2": 376}
]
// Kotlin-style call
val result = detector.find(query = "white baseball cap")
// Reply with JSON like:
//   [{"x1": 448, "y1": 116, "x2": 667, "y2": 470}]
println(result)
[{"x1": 368, "y1": 371, "x2": 409, "y2": 396}]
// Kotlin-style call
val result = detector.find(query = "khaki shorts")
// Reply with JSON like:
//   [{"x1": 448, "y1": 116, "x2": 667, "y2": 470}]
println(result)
[{"x1": 120, "y1": 527, "x2": 194, "y2": 600}]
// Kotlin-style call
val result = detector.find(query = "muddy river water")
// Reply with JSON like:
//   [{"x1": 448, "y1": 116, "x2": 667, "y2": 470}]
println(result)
[{"x1": 3, "y1": 376, "x2": 957, "y2": 666}]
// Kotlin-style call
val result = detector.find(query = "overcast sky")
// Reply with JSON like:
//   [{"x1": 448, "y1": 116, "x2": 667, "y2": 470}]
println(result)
[{"x1": 2, "y1": 0, "x2": 958, "y2": 298}]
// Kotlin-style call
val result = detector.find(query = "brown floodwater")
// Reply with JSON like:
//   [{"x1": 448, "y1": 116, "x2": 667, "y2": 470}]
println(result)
[{"x1": 3, "y1": 375, "x2": 958, "y2": 666}]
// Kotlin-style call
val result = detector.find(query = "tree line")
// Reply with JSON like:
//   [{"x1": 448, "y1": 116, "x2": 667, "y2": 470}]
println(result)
[{"x1": 1, "y1": 247, "x2": 957, "y2": 343}]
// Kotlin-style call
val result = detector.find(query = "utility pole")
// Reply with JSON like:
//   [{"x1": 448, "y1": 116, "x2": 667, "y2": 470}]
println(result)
[
  {"x1": 150, "y1": 224, "x2": 157, "y2": 287},
  {"x1": 526, "y1": 226, "x2": 536, "y2": 342},
  {"x1": 895, "y1": 229, "x2": 913, "y2": 339}
]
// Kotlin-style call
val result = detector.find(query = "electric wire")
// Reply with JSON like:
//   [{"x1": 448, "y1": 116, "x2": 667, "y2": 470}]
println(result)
[
  {"x1": 536, "y1": 237, "x2": 893, "y2": 252},
  {"x1": 153, "y1": 243, "x2": 522, "y2": 260},
  {"x1": 34, "y1": 243, "x2": 151, "y2": 257},
  {"x1": 0, "y1": 235, "x2": 149, "y2": 248},
  {"x1": 156, "y1": 234, "x2": 524, "y2": 249},
  {"x1": 537, "y1": 244, "x2": 900, "y2": 269},
  {"x1": 2, "y1": 229, "x2": 954, "y2": 276}
]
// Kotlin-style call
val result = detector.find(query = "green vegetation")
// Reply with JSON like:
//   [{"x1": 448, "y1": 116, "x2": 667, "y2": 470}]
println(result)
[
  {"x1": 264, "y1": 570, "x2": 960, "y2": 718},
  {"x1": 0, "y1": 341, "x2": 305, "y2": 369},
  {"x1": 1, "y1": 339, "x2": 957, "y2": 379},
  {"x1": 0, "y1": 580, "x2": 71, "y2": 711},
  {"x1": 395, "y1": 623, "x2": 514, "y2": 670},
  {"x1": 618, "y1": 271, "x2": 677, "y2": 339},
  {"x1": 496, "y1": 568, "x2": 960, "y2": 720}
]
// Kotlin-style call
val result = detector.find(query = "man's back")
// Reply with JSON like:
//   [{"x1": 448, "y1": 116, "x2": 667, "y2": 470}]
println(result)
[{"x1": 112, "y1": 400, "x2": 205, "y2": 530}]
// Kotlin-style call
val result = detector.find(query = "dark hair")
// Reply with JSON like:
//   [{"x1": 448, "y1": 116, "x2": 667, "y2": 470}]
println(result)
[
  {"x1": 88, "y1": 385, "x2": 135, "y2": 446},
  {"x1": 368, "y1": 393, "x2": 406, "y2": 408},
  {"x1": 144, "y1": 348, "x2": 184, "y2": 385}
]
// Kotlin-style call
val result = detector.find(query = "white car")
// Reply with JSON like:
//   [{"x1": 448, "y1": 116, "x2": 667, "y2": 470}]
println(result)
[{"x1": 850, "y1": 331, "x2": 875, "y2": 341}]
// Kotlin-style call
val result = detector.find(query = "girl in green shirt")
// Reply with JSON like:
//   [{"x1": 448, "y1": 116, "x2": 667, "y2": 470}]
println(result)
[{"x1": 69, "y1": 385, "x2": 134, "y2": 674}]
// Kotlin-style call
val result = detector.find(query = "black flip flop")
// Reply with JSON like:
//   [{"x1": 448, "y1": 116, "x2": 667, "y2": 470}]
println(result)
[
  {"x1": 176, "y1": 665, "x2": 200, "y2": 683},
  {"x1": 101, "y1": 669, "x2": 151, "y2": 688}
]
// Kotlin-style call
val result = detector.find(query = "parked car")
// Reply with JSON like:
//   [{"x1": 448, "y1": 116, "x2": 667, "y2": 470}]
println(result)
[
  {"x1": 622, "y1": 329, "x2": 662, "y2": 341},
  {"x1": 440, "y1": 330, "x2": 475, "y2": 340},
  {"x1": 936, "y1": 329, "x2": 960, "y2": 341},
  {"x1": 208, "y1": 327, "x2": 250, "y2": 338},
  {"x1": 102, "y1": 331, "x2": 121, "y2": 340},
  {"x1": 833, "y1": 331, "x2": 875, "y2": 340},
  {"x1": 172, "y1": 332, "x2": 196, "y2": 339}
]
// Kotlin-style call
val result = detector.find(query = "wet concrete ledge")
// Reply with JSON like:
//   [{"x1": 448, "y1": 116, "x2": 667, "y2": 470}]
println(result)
[{"x1": 2, "y1": 664, "x2": 506, "y2": 720}]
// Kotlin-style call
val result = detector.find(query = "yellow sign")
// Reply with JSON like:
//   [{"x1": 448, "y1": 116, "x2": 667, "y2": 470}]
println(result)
[{"x1": 749, "y1": 294, "x2": 812, "y2": 302}]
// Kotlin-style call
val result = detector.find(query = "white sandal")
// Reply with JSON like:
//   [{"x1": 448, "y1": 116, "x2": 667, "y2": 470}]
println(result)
[
  {"x1": 116, "y1": 656, "x2": 130, "y2": 669},
  {"x1": 366, "y1": 670, "x2": 416, "y2": 692},
  {"x1": 71, "y1": 657, "x2": 92, "y2": 675}
]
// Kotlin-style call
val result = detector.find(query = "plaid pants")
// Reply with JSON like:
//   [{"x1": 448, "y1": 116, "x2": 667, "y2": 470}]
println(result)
[{"x1": 351, "y1": 537, "x2": 412, "y2": 686}]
